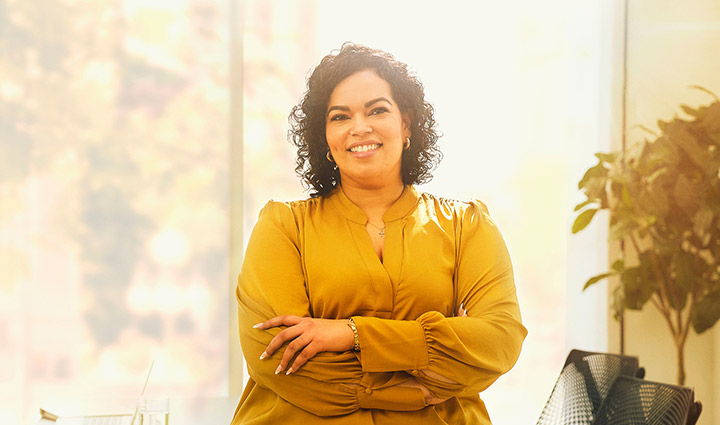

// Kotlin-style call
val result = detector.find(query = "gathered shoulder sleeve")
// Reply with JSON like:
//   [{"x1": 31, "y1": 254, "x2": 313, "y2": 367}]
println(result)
[
  {"x1": 352, "y1": 199, "x2": 527, "y2": 400},
  {"x1": 237, "y1": 201, "x2": 426, "y2": 416}
]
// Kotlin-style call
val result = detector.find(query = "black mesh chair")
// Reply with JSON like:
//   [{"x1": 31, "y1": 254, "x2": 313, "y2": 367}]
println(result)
[
  {"x1": 592, "y1": 376, "x2": 702, "y2": 425},
  {"x1": 536, "y1": 350, "x2": 640, "y2": 425}
]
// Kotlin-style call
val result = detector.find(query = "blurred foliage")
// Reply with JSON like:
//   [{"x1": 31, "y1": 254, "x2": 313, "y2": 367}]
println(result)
[
  {"x1": 0, "y1": 0, "x2": 228, "y2": 348},
  {"x1": 573, "y1": 94, "x2": 720, "y2": 383}
]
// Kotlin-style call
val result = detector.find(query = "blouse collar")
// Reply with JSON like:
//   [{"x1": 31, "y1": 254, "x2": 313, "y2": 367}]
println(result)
[{"x1": 327, "y1": 185, "x2": 420, "y2": 224}]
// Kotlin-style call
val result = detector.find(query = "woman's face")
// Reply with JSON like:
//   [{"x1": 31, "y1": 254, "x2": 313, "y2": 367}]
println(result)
[{"x1": 325, "y1": 69, "x2": 411, "y2": 189}]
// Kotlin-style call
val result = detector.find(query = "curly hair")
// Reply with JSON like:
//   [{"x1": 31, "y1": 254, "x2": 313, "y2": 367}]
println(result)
[{"x1": 288, "y1": 42, "x2": 442, "y2": 197}]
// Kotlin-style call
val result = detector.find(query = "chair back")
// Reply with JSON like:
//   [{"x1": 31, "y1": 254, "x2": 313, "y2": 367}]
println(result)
[
  {"x1": 592, "y1": 376, "x2": 696, "y2": 425},
  {"x1": 536, "y1": 350, "x2": 639, "y2": 425}
]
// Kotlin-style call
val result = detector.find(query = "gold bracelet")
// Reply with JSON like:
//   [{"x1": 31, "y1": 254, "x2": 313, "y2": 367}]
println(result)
[{"x1": 347, "y1": 318, "x2": 360, "y2": 351}]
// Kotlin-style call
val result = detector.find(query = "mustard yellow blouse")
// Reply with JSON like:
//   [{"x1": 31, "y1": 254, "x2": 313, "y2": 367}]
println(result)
[{"x1": 231, "y1": 186, "x2": 526, "y2": 424}]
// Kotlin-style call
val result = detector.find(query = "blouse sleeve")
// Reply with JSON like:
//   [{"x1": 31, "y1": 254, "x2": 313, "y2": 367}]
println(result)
[
  {"x1": 237, "y1": 201, "x2": 426, "y2": 416},
  {"x1": 351, "y1": 200, "x2": 527, "y2": 400}
]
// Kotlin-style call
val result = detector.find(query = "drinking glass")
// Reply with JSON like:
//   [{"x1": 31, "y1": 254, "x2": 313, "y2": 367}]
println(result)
[{"x1": 138, "y1": 397, "x2": 169, "y2": 425}]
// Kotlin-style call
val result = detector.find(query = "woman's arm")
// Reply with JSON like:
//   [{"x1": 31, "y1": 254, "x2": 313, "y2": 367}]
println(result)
[
  {"x1": 351, "y1": 200, "x2": 527, "y2": 400},
  {"x1": 254, "y1": 308, "x2": 467, "y2": 406},
  {"x1": 238, "y1": 202, "x2": 427, "y2": 415}
]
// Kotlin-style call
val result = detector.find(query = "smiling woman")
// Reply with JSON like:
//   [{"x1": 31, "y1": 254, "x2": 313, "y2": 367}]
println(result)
[
  {"x1": 232, "y1": 43, "x2": 527, "y2": 425},
  {"x1": 287, "y1": 43, "x2": 442, "y2": 199},
  {"x1": 325, "y1": 70, "x2": 410, "y2": 195}
]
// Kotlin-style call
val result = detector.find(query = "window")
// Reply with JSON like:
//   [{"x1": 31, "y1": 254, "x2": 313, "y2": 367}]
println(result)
[{"x1": 0, "y1": 1, "x2": 229, "y2": 422}]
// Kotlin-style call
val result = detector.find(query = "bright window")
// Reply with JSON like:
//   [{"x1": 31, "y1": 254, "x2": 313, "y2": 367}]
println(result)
[{"x1": 0, "y1": 1, "x2": 229, "y2": 423}]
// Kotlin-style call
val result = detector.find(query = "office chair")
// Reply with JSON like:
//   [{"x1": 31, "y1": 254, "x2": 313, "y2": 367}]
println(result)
[
  {"x1": 536, "y1": 349, "x2": 640, "y2": 425},
  {"x1": 592, "y1": 375, "x2": 701, "y2": 425}
]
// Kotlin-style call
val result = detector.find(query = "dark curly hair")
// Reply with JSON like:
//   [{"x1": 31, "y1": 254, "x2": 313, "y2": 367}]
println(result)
[{"x1": 289, "y1": 42, "x2": 442, "y2": 197}]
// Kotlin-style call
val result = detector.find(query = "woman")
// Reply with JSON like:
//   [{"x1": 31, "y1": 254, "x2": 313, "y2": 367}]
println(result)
[{"x1": 232, "y1": 43, "x2": 526, "y2": 424}]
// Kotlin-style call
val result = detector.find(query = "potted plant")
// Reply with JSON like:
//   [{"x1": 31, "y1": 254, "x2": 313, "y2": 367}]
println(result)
[{"x1": 572, "y1": 91, "x2": 720, "y2": 385}]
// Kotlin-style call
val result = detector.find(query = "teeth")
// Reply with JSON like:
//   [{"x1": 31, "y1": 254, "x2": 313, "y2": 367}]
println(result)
[{"x1": 350, "y1": 144, "x2": 380, "y2": 153}]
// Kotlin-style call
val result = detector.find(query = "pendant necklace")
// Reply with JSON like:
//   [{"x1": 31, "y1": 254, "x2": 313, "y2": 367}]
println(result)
[{"x1": 367, "y1": 222, "x2": 386, "y2": 238}]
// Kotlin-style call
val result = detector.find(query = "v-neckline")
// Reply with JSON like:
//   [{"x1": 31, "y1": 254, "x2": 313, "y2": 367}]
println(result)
[{"x1": 328, "y1": 184, "x2": 420, "y2": 281}]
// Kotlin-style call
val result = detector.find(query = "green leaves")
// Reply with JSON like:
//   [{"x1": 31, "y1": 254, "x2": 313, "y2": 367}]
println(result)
[
  {"x1": 692, "y1": 207, "x2": 714, "y2": 248},
  {"x1": 611, "y1": 258, "x2": 625, "y2": 272},
  {"x1": 573, "y1": 98, "x2": 720, "y2": 338},
  {"x1": 578, "y1": 162, "x2": 610, "y2": 203},
  {"x1": 673, "y1": 174, "x2": 700, "y2": 216},
  {"x1": 572, "y1": 208, "x2": 598, "y2": 234},
  {"x1": 621, "y1": 253, "x2": 658, "y2": 310},
  {"x1": 691, "y1": 292, "x2": 720, "y2": 334},
  {"x1": 595, "y1": 152, "x2": 619, "y2": 163},
  {"x1": 582, "y1": 259, "x2": 624, "y2": 291},
  {"x1": 574, "y1": 199, "x2": 595, "y2": 212},
  {"x1": 609, "y1": 217, "x2": 639, "y2": 241},
  {"x1": 689, "y1": 85, "x2": 719, "y2": 102},
  {"x1": 672, "y1": 251, "x2": 696, "y2": 295},
  {"x1": 681, "y1": 104, "x2": 700, "y2": 117},
  {"x1": 583, "y1": 272, "x2": 615, "y2": 290}
]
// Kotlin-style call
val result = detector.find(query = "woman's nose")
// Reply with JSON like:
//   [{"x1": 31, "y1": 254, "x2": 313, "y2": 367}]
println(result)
[{"x1": 349, "y1": 115, "x2": 372, "y2": 136}]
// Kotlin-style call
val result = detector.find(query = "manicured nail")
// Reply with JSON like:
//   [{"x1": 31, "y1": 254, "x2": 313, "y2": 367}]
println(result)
[
  {"x1": 253, "y1": 323, "x2": 263, "y2": 328},
  {"x1": 259, "y1": 352, "x2": 267, "y2": 360},
  {"x1": 275, "y1": 365, "x2": 282, "y2": 375},
  {"x1": 286, "y1": 367, "x2": 294, "y2": 375},
  {"x1": 460, "y1": 302, "x2": 464, "y2": 310}
]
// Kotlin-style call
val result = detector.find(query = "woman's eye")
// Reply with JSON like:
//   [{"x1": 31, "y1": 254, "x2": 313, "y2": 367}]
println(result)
[
  {"x1": 370, "y1": 107, "x2": 389, "y2": 115},
  {"x1": 329, "y1": 114, "x2": 348, "y2": 122}
]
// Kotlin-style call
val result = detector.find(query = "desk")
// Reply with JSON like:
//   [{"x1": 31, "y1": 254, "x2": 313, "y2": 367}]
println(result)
[{"x1": 36, "y1": 397, "x2": 239, "y2": 425}]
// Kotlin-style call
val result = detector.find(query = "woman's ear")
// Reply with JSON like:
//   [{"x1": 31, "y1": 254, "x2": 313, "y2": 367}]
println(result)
[{"x1": 402, "y1": 110, "x2": 413, "y2": 138}]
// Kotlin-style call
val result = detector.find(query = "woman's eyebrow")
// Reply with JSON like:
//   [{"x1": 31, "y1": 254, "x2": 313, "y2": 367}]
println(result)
[
  {"x1": 327, "y1": 105, "x2": 350, "y2": 116},
  {"x1": 327, "y1": 97, "x2": 393, "y2": 117},
  {"x1": 364, "y1": 97, "x2": 392, "y2": 108}
]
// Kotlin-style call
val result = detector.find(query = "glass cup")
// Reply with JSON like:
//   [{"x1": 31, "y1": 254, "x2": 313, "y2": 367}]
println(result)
[{"x1": 138, "y1": 397, "x2": 169, "y2": 425}]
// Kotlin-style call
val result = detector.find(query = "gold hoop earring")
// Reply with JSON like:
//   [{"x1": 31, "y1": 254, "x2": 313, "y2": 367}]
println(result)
[
  {"x1": 404, "y1": 138, "x2": 411, "y2": 150},
  {"x1": 326, "y1": 151, "x2": 334, "y2": 162}
]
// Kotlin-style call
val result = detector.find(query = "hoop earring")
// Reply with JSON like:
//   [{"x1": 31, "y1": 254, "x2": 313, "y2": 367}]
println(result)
[
  {"x1": 404, "y1": 138, "x2": 411, "y2": 150},
  {"x1": 326, "y1": 151, "x2": 334, "y2": 162}
]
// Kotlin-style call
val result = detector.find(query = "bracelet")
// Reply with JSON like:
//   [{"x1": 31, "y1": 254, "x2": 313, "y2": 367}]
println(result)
[{"x1": 347, "y1": 318, "x2": 360, "y2": 351}]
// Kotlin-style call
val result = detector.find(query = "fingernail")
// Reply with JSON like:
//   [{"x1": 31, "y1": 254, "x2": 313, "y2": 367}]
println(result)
[
  {"x1": 275, "y1": 365, "x2": 282, "y2": 375},
  {"x1": 259, "y1": 352, "x2": 267, "y2": 360},
  {"x1": 253, "y1": 323, "x2": 263, "y2": 328},
  {"x1": 460, "y1": 302, "x2": 464, "y2": 309},
  {"x1": 286, "y1": 367, "x2": 293, "y2": 375}
]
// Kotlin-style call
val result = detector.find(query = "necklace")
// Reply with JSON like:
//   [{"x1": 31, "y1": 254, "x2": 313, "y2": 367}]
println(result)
[{"x1": 366, "y1": 221, "x2": 386, "y2": 238}]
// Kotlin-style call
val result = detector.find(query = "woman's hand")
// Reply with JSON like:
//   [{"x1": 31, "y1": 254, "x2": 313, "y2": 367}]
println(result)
[
  {"x1": 397, "y1": 378, "x2": 448, "y2": 405},
  {"x1": 254, "y1": 315, "x2": 355, "y2": 375}
]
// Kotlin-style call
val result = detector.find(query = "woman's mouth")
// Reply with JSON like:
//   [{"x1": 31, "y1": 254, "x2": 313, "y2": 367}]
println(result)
[{"x1": 348, "y1": 143, "x2": 382, "y2": 153}]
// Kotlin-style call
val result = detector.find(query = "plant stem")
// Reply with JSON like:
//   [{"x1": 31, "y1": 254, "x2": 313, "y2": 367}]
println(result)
[
  {"x1": 676, "y1": 336, "x2": 686, "y2": 386},
  {"x1": 651, "y1": 291, "x2": 691, "y2": 385},
  {"x1": 651, "y1": 299, "x2": 679, "y2": 349},
  {"x1": 678, "y1": 297, "x2": 694, "y2": 386},
  {"x1": 649, "y1": 295, "x2": 664, "y2": 314},
  {"x1": 681, "y1": 298, "x2": 694, "y2": 345}
]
